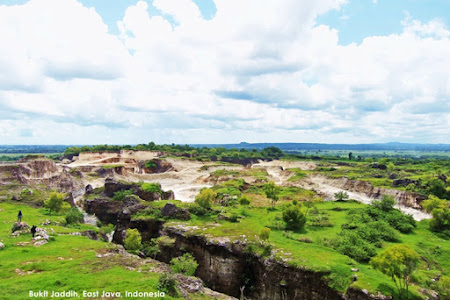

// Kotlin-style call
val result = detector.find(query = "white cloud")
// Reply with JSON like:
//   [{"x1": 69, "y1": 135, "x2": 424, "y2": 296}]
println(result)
[{"x1": 0, "y1": 0, "x2": 448, "y2": 144}]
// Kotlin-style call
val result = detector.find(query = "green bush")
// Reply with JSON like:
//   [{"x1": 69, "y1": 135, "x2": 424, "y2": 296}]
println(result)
[
  {"x1": 65, "y1": 206, "x2": 84, "y2": 225},
  {"x1": 239, "y1": 196, "x2": 251, "y2": 206},
  {"x1": 140, "y1": 183, "x2": 162, "y2": 194},
  {"x1": 170, "y1": 253, "x2": 198, "y2": 276},
  {"x1": 142, "y1": 241, "x2": 160, "y2": 258},
  {"x1": 372, "y1": 195, "x2": 395, "y2": 212},
  {"x1": 334, "y1": 191, "x2": 349, "y2": 201},
  {"x1": 124, "y1": 229, "x2": 142, "y2": 252},
  {"x1": 157, "y1": 273, "x2": 177, "y2": 295},
  {"x1": 44, "y1": 192, "x2": 65, "y2": 214},
  {"x1": 144, "y1": 160, "x2": 157, "y2": 169},
  {"x1": 336, "y1": 231, "x2": 377, "y2": 262},
  {"x1": 282, "y1": 205, "x2": 306, "y2": 230},
  {"x1": 188, "y1": 204, "x2": 208, "y2": 216},
  {"x1": 259, "y1": 227, "x2": 270, "y2": 242},
  {"x1": 195, "y1": 188, "x2": 217, "y2": 209},
  {"x1": 112, "y1": 190, "x2": 134, "y2": 201}
]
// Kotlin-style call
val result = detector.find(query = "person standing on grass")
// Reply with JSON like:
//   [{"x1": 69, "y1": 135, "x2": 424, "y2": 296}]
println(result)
[
  {"x1": 31, "y1": 225, "x2": 37, "y2": 238},
  {"x1": 17, "y1": 210, "x2": 22, "y2": 222}
]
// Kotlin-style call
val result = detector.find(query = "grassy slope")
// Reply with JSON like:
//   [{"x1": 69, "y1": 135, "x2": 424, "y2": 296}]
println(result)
[
  {"x1": 0, "y1": 202, "x2": 178, "y2": 300},
  {"x1": 163, "y1": 200, "x2": 449, "y2": 298}
]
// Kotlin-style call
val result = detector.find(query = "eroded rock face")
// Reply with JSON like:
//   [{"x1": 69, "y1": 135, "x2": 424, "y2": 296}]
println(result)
[
  {"x1": 158, "y1": 226, "x2": 345, "y2": 300},
  {"x1": 0, "y1": 158, "x2": 82, "y2": 196},
  {"x1": 104, "y1": 177, "x2": 173, "y2": 201},
  {"x1": 338, "y1": 178, "x2": 426, "y2": 208},
  {"x1": 84, "y1": 197, "x2": 122, "y2": 225},
  {"x1": 139, "y1": 159, "x2": 174, "y2": 174}
]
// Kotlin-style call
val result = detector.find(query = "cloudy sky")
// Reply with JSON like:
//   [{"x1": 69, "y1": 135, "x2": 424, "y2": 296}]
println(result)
[{"x1": 0, "y1": 0, "x2": 449, "y2": 145}]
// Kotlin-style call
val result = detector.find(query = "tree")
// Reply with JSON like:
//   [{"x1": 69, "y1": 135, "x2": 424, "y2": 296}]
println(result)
[
  {"x1": 195, "y1": 188, "x2": 217, "y2": 209},
  {"x1": 348, "y1": 152, "x2": 353, "y2": 160},
  {"x1": 334, "y1": 191, "x2": 349, "y2": 201},
  {"x1": 44, "y1": 192, "x2": 65, "y2": 214},
  {"x1": 264, "y1": 181, "x2": 281, "y2": 208},
  {"x1": 124, "y1": 229, "x2": 142, "y2": 252},
  {"x1": 371, "y1": 244, "x2": 419, "y2": 299},
  {"x1": 422, "y1": 196, "x2": 449, "y2": 232},
  {"x1": 282, "y1": 205, "x2": 306, "y2": 230}
]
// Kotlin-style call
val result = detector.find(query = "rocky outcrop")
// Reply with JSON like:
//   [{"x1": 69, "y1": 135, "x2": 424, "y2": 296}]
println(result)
[
  {"x1": 212, "y1": 157, "x2": 259, "y2": 167},
  {"x1": 161, "y1": 203, "x2": 190, "y2": 220},
  {"x1": 104, "y1": 177, "x2": 174, "y2": 201},
  {"x1": 84, "y1": 197, "x2": 123, "y2": 225},
  {"x1": 0, "y1": 158, "x2": 82, "y2": 196},
  {"x1": 158, "y1": 226, "x2": 349, "y2": 300},
  {"x1": 338, "y1": 178, "x2": 426, "y2": 208}
]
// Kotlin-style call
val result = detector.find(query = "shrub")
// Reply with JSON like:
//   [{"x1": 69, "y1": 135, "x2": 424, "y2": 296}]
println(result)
[
  {"x1": 170, "y1": 253, "x2": 198, "y2": 276},
  {"x1": 142, "y1": 241, "x2": 160, "y2": 258},
  {"x1": 282, "y1": 205, "x2": 306, "y2": 230},
  {"x1": 44, "y1": 192, "x2": 65, "y2": 214},
  {"x1": 334, "y1": 191, "x2": 349, "y2": 201},
  {"x1": 239, "y1": 196, "x2": 251, "y2": 206},
  {"x1": 65, "y1": 206, "x2": 84, "y2": 225},
  {"x1": 188, "y1": 204, "x2": 208, "y2": 216},
  {"x1": 298, "y1": 236, "x2": 313, "y2": 243},
  {"x1": 259, "y1": 227, "x2": 271, "y2": 242},
  {"x1": 264, "y1": 181, "x2": 281, "y2": 208},
  {"x1": 140, "y1": 183, "x2": 162, "y2": 194},
  {"x1": 144, "y1": 160, "x2": 157, "y2": 169},
  {"x1": 124, "y1": 229, "x2": 141, "y2": 252},
  {"x1": 157, "y1": 273, "x2": 177, "y2": 295},
  {"x1": 195, "y1": 188, "x2": 217, "y2": 209},
  {"x1": 229, "y1": 213, "x2": 239, "y2": 222},
  {"x1": 372, "y1": 196, "x2": 395, "y2": 212},
  {"x1": 336, "y1": 231, "x2": 377, "y2": 262},
  {"x1": 112, "y1": 190, "x2": 133, "y2": 201},
  {"x1": 384, "y1": 210, "x2": 416, "y2": 233}
]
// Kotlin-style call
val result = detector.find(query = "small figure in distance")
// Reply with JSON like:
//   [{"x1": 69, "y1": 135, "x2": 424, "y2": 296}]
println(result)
[
  {"x1": 31, "y1": 225, "x2": 37, "y2": 238},
  {"x1": 17, "y1": 210, "x2": 23, "y2": 222}
]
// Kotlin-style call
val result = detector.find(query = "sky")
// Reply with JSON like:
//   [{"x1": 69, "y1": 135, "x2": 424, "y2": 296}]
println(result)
[{"x1": 0, "y1": 0, "x2": 449, "y2": 145}]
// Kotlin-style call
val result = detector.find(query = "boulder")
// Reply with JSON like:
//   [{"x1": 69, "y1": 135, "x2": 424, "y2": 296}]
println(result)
[
  {"x1": 161, "y1": 203, "x2": 191, "y2": 220},
  {"x1": 85, "y1": 184, "x2": 93, "y2": 194},
  {"x1": 392, "y1": 178, "x2": 418, "y2": 187},
  {"x1": 11, "y1": 222, "x2": 29, "y2": 233}
]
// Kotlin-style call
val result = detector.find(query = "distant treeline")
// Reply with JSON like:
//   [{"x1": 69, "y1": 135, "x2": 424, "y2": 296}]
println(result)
[
  {"x1": 0, "y1": 145, "x2": 67, "y2": 154},
  {"x1": 190, "y1": 142, "x2": 450, "y2": 152},
  {"x1": 64, "y1": 143, "x2": 285, "y2": 161}
]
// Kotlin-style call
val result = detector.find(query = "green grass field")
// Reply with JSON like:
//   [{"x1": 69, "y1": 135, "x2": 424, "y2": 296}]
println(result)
[{"x1": 0, "y1": 202, "x2": 182, "y2": 300}]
